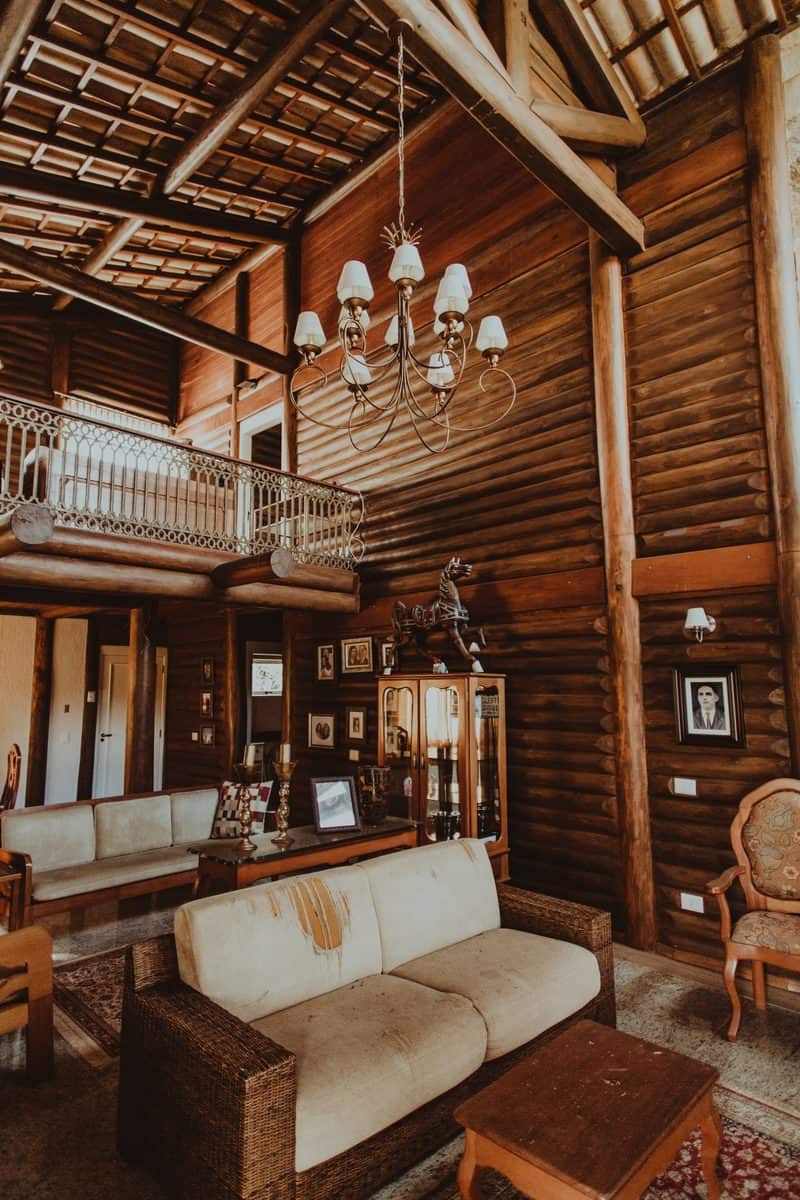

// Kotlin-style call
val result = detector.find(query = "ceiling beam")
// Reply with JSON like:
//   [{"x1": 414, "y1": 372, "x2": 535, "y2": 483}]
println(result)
[
  {"x1": 0, "y1": 237, "x2": 293, "y2": 375},
  {"x1": 0, "y1": 0, "x2": 48, "y2": 92},
  {"x1": 360, "y1": 0, "x2": 645, "y2": 256},
  {"x1": 52, "y1": 0, "x2": 352, "y2": 310},
  {"x1": 0, "y1": 165, "x2": 290, "y2": 245}
]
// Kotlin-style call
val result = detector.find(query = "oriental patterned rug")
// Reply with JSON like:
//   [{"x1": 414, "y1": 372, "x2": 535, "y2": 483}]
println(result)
[{"x1": 53, "y1": 945, "x2": 126, "y2": 1057}]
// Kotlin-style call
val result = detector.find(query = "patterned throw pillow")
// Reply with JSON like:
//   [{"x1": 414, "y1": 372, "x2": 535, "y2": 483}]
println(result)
[{"x1": 211, "y1": 781, "x2": 274, "y2": 838}]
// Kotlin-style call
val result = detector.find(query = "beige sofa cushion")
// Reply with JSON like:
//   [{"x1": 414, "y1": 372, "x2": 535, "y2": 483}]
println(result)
[
  {"x1": 95, "y1": 793, "x2": 172, "y2": 859},
  {"x1": 171, "y1": 788, "x2": 219, "y2": 844},
  {"x1": 252, "y1": 973, "x2": 487, "y2": 1172},
  {"x1": 175, "y1": 864, "x2": 383, "y2": 1022},
  {"x1": 31, "y1": 845, "x2": 198, "y2": 902},
  {"x1": 361, "y1": 839, "x2": 500, "y2": 972},
  {"x1": 1, "y1": 804, "x2": 95, "y2": 872},
  {"x1": 392, "y1": 927, "x2": 601, "y2": 1060}
]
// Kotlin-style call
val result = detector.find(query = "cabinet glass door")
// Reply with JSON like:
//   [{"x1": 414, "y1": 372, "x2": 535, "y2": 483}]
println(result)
[
  {"x1": 474, "y1": 684, "x2": 502, "y2": 842},
  {"x1": 381, "y1": 684, "x2": 416, "y2": 818},
  {"x1": 422, "y1": 683, "x2": 465, "y2": 843}
]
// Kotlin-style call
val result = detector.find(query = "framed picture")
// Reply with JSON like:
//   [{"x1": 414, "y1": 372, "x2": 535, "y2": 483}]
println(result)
[
  {"x1": 311, "y1": 777, "x2": 361, "y2": 833},
  {"x1": 200, "y1": 724, "x2": 215, "y2": 746},
  {"x1": 200, "y1": 690, "x2": 214, "y2": 717},
  {"x1": 341, "y1": 636, "x2": 374, "y2": 675},
  {"x1": 672, "y1": 665, "x2": 745, "y2": 747},
  {"x1": 316, "y1": 642, "x2": 336, "y2": 682},
  {"x1": 379, "y1": 638, "x2": 397, "y2": 673},
  {"x1": 201, "y1": 658, "x2": 214, "y2": 684},
  {"x1": 346, "y1": 706, "x2": 367, "y2": 742},
  {"x1": 308, "y1": 712, "x2": 336, "y2": 750}
]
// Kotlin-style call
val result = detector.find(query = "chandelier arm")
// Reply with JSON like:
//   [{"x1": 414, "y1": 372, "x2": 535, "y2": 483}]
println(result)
[
  {"x1": 347, "y1": 397, "x2": 399, "y2": 453},
  {"x1": 417, "y1": 366, "x2": 518, "y2": 434},
  {"x1": 405, "y1": 391, "x2": 451, "y2": 453},
  {"x1": 289, "y1": 365, "x2": 362, "y2": 432}
]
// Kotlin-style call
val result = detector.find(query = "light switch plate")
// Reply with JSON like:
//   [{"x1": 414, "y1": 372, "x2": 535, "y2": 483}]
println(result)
[
  {"x1": 670, "y1": 777, "x2": 697, "y2": 796},
  {"x1": 680, "y1": 892, "x2": 704, "y2": 914},
  {"x1": 191, "y1": 731, "x2": 199, "y2": 742},
  {"x1": 87, "y1": 690, "x2": 97, "y2": 703}
]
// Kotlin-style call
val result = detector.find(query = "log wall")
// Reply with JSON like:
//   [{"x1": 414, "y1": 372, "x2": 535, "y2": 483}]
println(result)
[{"x1": 163, "y1": 603, "x2": 232, "y2": 789}]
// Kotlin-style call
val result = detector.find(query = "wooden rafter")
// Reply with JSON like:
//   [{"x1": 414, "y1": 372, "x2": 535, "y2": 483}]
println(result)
[
  {"x1": 0, "y1": 0, "x2": 48, "y2": 92},
  {"x1": 360, "y1": 0, "x2": 645, "y2": 256}
]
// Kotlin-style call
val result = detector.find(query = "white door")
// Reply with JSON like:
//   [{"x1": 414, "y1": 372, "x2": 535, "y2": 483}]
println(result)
[{"x1": 93, "y1": 645, "x2": 169, "y2": 797}]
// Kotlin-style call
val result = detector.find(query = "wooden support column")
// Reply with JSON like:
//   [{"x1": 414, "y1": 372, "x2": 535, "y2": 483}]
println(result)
[
  {"x1": 282, "y1": 612, "x2": 297, "y2": 755},
  {"x1": 224, "y1": 609, "x2": 240, "y2": 775},
  {"x1": 25, "y1": 616, "x2": 54, "y2": 808},
  {"x1": 231, "y1": 271, "x2": 250, "y2": 457},
  {"x1": 283, "y1": 236, "x2": 301, "y2": 474},
  {"x1": 744, "y1": 35, "x2": 800, "y2": 773},
  {"x1": 124, "y1": 607, "x2": 156, "y2": 794},
  {"x1": 589, "y1": 231, "x2": 656, "y2": 951}
]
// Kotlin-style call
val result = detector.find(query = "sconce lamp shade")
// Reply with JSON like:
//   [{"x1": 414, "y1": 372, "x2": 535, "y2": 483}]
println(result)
[
  {"x1": 426, "y1": 352, "x2": 455, "y2": 388},
  {"x1": 443, "y1": 263, "x2": 472, "y2": 299},
  {"x1": 337, "y1": 260, "x2": 374, "y2": 305},
  {"x1": 388, "y1": 242, "x2": 424, "y2": 284},
  {"x1": 684, "y1": 607, "x2": 717, "y2": 641},
  {"x1": 342, "y1": 353, "x2": 373, "y2": 389},
  {"x1": 434, "y1": 278, "x2": 469, "y2": 319},
  {"x1": 385, "y1": 315, "x2": 415, "y2": 347},
  {"x1": 293, "y1": 311, "x2": 325, "y2": 349},
  {"x1": 476, "y1": 316, "x2": 508, "y2": 354}
]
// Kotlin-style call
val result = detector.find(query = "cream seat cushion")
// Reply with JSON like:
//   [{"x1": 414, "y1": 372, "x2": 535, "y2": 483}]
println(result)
[
  {"x1": 252, "y1": 973, "x2": 487, "y2": 1172},
  {"x1": 31, "y1": 845, "x2": 198, "y2": 902},
  {"x1": 360, "y1": 839, "x2": 500, "y2": 972},
  {"x1": 392, "y1": 927, "x2": 601, "y2": 1060},
  {"x1": 1, "y1": 804, "x2": 95, "y2": 872},
  {"x1": 171, "y1": 788, "x2": 219, "y2": 844},
  {"x1": 175, "y1": 864, "x2": 383, "y2": 1022},
  {"x1": 95, "y1": 793, "x2": 173, "y2": 859}
]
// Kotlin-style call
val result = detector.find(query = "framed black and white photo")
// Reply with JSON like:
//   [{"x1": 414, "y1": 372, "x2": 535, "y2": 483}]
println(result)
[
  {"x1": 346, "y1": 706, "x2": 366, "y2": 742},
  {"x1": 310, "y1": 776, "x2": 360, "y2": 833},
  {"x1": 201, "y1": 658, "x2": 214, "y2": 684},
  {"x1": 341, "y1": 636, "x2": 374, "y2": 675},
  {"x1": 379, "y1": 637, "x2": 397, "y2": 673},
  {"x1": 316, "y1": 643, "x2": 336, "y2": 682},
  {"x1": 200, "y1": 689, "x2": 214, "y2": 717},
  {"x1": 672, "y1": 665, "x2": 745, "y2": 747},
  {"x1": 308, "y1": 712, "x2": 336, "y2": 750},
  {"x1": 200, "y1": 724, "x2": 215, "y2": 746}
]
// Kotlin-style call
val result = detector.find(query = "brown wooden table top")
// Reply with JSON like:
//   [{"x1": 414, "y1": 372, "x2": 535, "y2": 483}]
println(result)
[
  {"x1": 454, "y1": 1020, "x2": 718, "y2": 1198},
  {"x1": 189, "y1": 817, "x2": 417, "y2": 866}
]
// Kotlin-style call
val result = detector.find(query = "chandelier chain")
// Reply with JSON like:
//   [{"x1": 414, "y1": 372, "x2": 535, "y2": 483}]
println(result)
[{"x1": 397, "y1": 31, "x2": 406, "y2": 241}]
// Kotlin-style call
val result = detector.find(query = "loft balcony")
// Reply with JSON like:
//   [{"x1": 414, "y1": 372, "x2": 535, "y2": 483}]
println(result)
[{"x1": 0, "y1": 395, "x2": 362, "y2": 611}]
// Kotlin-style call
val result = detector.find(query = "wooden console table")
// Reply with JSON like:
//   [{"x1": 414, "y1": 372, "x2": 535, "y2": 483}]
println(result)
[{"x1": 190, "y1": 817, "x2": 418, "y2": 897}]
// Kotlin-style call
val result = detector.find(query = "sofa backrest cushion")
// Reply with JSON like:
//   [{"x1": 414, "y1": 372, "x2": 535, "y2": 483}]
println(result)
[
  {"x1": 174, "y1": 864, "x2": 382, "y2": 1022},
  {"x1": 361, "y1": 839, "x2": 500, "y2": 972},
  {"x1": 95, "y1": 793, "x2": 172, "y2": 860},
  {"x1": 1, "y1": 804, "x2": 95, "y2": 873},
  {"x1": 171, "y1": 788, "x2": 219, "y2": 845}
]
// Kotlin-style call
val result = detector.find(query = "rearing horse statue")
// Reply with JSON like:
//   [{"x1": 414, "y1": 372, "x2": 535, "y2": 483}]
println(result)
[{"x1": 392, "y1": 556, "x2": 486, "y2": 672}]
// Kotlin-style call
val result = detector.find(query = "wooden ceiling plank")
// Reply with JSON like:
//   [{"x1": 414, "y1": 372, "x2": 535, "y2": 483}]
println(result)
[
  {"x1": 360, "y1": 0, "x2": 645, "y2": 256},
  {"x1": 0, "y1": 0, "x2": 50, "y2": 93},
  {"x1": 0, "y1": 235, "x2": 293, "y2": 374},
  {"x1": 662, "y1": 0, "x2": 703, "y2": 80}
]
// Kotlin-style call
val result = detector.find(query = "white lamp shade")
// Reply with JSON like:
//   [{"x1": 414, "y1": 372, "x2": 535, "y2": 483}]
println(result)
[
  {"x1": 385, "y1": 314, "x2": 415, "y2": 347},
  {"x1": 433, "y1": 278, "x2": 469, "y2": 318},
  {"x1": 339, "y1": 305, "x2": 370, "y2": 331},
  {"x1": 293, "y1": 311, "x2": 325, "y2": 349},
  {"x1": 426, "y1": 352, "x2": 455, "y2": 388},
  {"x1": 388, "y1": 242, "x2": 424, "y2": 284},
  {"x1": 337, "y1": 260, "x2": 374, "y2": 304},
  {"x1": 342, "y1": 354, "x2": 373, "y2": 388},
  {"x1": 443, "y1": 263, "x2": 472, "y2": 299},
  {"x1": 476, "y1": 316, "x2": 508, "y2": 353},
  {"x1": 684, "y1": 607, "x2": 715, "y2": 633}
]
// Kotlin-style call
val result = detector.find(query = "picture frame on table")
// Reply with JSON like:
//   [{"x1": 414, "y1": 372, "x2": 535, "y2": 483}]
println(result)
[
  {"x1": 341, "y1": 636, "x2": 374, "y2": 675},
  {"x1": 308, "y1": 712, "x2": 336, "y2": 750},
  {"x1": 672, "y1": 664, "x2": 745, "y2": 748},
  {"x1": 310, "y1": 776, "x2": 361, "y2": 833},
  {"x1": 346, "y1": 706, "x2": 367, "y2": 743},
  {"x1": 316, "y1": 643, "x2": 337, "y2": 683},
  {"x1": 200, "y1": 724, "x2": 215, "y2": 746},
  {"x1": 201, "y1": 658, "x2": 214, "y2": 684},
  {"x1": 200, "y1": 690, "x2": 214, "y2": 717}
]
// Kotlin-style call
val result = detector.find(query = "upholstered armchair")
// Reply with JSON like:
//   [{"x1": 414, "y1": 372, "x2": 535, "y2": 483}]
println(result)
[{"x1": 706, "y1": 778, "x2": 800, "y2": 1041}]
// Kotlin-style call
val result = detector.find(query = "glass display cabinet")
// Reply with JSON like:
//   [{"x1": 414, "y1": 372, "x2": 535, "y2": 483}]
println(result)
[{"x1": 377, "y1": 673, "x2": 508, "y2": 880}]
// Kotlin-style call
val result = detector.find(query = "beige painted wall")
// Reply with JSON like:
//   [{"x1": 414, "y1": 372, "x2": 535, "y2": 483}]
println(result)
[
  {"x1": 0, "y1": 615, "x2": 35, "y2": 806},
  {"x1": 44, "y1": 619, "x2": 88, "y2": 806}
]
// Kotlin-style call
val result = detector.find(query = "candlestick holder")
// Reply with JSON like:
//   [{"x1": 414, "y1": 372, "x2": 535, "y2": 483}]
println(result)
[
  {"x1": 272, "y1": 760, "x2": 296, "y2": 846},
  {"x1": 237, "y1": 784, "x2": 257, "y2": 852}
]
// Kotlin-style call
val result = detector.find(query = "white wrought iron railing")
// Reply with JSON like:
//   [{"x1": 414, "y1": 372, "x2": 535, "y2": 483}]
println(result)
[{"x1": 0, "y1": 394, "x2": 364, "y2": 567}]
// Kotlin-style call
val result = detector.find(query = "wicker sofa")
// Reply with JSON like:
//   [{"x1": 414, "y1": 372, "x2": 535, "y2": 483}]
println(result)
[
  {"x1": 118, "y1": 838, "x2": 615, "y2": 1200},
  {"x1": 0, "y1": 786, "x2": 219, "y2": 928}
]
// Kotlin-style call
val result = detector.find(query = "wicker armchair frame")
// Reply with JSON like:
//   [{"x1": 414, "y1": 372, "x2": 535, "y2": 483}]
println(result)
[{"x1": 117, "y1": 884, "x2": 615, "y2": 1200}]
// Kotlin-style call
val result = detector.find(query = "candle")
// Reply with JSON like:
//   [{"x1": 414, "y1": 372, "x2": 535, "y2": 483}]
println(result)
[{"x1": 279, "y1": 742, "x2": 291, "y2": 764}]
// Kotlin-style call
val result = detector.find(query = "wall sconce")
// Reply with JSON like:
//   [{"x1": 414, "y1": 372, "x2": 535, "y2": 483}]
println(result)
[{"x1": 684, "y1": 607, "x2": 717, "y2": 642}]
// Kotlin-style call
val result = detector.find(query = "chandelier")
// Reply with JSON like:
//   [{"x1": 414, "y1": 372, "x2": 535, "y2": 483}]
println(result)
[{"x1": 289, "y1": 29, "x2": 516, "y2": 454}]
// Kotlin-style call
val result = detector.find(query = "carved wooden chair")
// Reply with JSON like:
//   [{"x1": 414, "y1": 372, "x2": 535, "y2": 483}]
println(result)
[
  {"x1": 0, "y1": 743, "x2": 21, "y2": 811},
  {"x1": 706, "y1": 778, "x2": 800, "y2": 1041},
  {"x1": 0, "y1": 925, "x2": 54, "y2": 1081}
]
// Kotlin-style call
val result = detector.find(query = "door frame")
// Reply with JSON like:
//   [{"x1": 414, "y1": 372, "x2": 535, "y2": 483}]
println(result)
[{"x1": 92, "y1": 644, "x2": 168, "y2": 797}]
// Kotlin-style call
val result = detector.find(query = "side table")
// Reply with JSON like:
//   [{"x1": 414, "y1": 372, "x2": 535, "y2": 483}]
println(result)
[{"x1": 0, "y1": 854, "x2": 28, "y2": 931}]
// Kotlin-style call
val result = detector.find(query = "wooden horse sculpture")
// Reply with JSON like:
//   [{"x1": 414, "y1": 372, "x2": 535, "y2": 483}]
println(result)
[{"x1": 392, "y1": 556, "x2": 486, "y2": 671}]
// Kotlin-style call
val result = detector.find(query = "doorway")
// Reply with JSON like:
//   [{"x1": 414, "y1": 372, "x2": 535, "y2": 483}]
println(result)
[
  {"x1": 238, "y1": 401, "x2": 285, "y2": 469},
  {"x1": 92, "y1": 645, "x2": 168, "y2": 797}
]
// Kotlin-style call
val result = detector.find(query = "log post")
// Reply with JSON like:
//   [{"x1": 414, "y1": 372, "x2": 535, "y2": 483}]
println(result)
[
  {"x1": 25, "y1": 616, "x2": 54, "y2": 807},
  {"x1": 283, "y1": 235, "x2": 301, "y2": 474},
  {"x1": 744, "y1": 35, "x2": 800, "y2": 773},
  {"x1": 282, "y1": 611, "x2": 297, "y2": 756},
  {"x1": 224, "y1": 609, "x2": 240, "y2": 775},
  {"x1": 589, "y1": 231, "x2": 656, "y2": 951},
  {"x1": 125, "y1": 607, "x2": 156, "y2": 794}
]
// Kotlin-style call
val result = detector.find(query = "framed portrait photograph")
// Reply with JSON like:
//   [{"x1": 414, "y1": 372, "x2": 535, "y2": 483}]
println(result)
[
  {"x1": 346, "y1": 706, "x2": 366, "y2": 742},
  {"x1": 311, "y1": 776, "x2": 361, "y2": 833},
  {"x1": 200, "y1": 724, "x2": 215, "y2": 746},
  {"x1": 308, "y1": 712, "x2": 336, "y2": 750},
  {"x1": 672, "y1": 665, "x2": 745, "y2": 748},
  {"x1": 316, "y1": 642, "x2": 336, "y2": 683},
  {"x1": 200, "y1": 690, "x2": 214, "y2": 717},
  {"x1": 379, "y1": 637, "x2": 397, "y2": 673},
  {"x1": 201, "y1": 658, "x2": 214, "y2": 684},
  {"x1": 341, "y1": 636, "x2": 374, "y2": 675}
]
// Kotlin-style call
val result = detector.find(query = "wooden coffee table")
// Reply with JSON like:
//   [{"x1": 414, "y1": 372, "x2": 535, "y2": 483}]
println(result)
[{"x1": 454, "y1": 1019, "x2": 721, "y2": 1200}]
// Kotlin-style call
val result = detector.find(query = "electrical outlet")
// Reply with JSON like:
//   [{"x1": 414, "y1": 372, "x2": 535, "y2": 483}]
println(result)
[
  {"x1": 680, "y1": 892, "x2": 704, "y2": 914},
  {"x1": 670, "y1": 777, "x2": 697, "y2": 796}
]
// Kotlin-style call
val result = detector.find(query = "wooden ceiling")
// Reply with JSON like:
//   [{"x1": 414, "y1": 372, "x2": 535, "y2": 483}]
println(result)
[{"x1": 0, "y1": 0, "x2": 796, "y2": 309}]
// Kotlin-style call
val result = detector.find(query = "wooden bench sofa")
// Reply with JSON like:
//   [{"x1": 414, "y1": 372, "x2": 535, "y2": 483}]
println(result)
[{"x1": 0, "y1": 786, "x2": 219, "y2": 929}]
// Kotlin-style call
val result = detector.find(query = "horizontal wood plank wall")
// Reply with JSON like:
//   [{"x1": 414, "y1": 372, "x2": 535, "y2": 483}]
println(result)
[
  {"x1": 179, "y1": 286, "x2": 235, "y2": 420},
  {"x1": 247, "y1": 250, "x2": 286, "y2": 381},
  {"x1": 0, "y1": 314, "x2": 51, "y2": 402},
  {"x1": 163, "y1": 603, "x2": 230, "y2": 789},
  {"x1": 70, "y1": 322, "x2": 176, "y2": 420}
]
